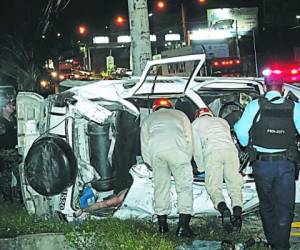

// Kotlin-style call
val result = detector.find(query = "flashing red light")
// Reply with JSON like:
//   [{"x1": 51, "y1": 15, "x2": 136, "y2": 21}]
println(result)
[
  {"x1": 198, "y1": 0, "x2": 206, "y2": 3},
  {"x1": 235, "y1": 60, "x2": 240, "y2": 64},
  {"x1": 291, "y1": 69, "x2": 298, "y2": 75},
  {"x1": 263, "y1": 63, "x2": 300, "y2": 84},
  {"x1": 213, "y1": 62, "x2": 219, "y2": 66}
]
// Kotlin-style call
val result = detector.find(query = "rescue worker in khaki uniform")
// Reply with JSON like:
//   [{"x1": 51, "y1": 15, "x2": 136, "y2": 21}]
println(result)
[
  {"x1": 0, "y1": 95, "x2": 20, "y2": 202},
  {"x1": 140, "y1": 98, "x2": 195, "y2": 237},
  {"x1": 234, "y1": 77, "x2": 300, "y2": 250},
  {"x1": 192, "y1": 107, "x2": 243, "y2": 232}
]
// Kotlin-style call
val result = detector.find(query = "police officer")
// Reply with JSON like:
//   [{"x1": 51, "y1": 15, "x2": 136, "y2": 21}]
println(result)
[
  {"x1": 0, "y1": 94, "x2": 19, "y2": 201},
  {"x1": 234, "y1": 77, "x2": 300, "y2": 249},
  {"x1": 140, "y1": 98, "x2": 195, "y2": 237},
  {"x1": 192, "y1": 107, "x2": 243, "y2": 232}
]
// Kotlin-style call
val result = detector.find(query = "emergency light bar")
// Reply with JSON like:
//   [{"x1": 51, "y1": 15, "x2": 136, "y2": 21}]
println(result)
[{"x1": 262, "y1": 64, "x2": 300, "y2": 84}]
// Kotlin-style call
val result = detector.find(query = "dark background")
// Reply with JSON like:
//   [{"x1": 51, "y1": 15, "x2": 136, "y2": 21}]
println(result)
[{"x1": 0, "y1": 0, "x2": 299, "y2": 73}]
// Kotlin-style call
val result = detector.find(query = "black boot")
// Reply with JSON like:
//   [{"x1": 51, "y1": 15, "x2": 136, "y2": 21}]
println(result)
[
  {"x1": 217, "y1": 202, "x2": 233, "y2": 233},
  {"x1": 232, "y1": 206, "x2": 242, "y2": 232},
  {"x1": 176, "y1": 214, "x2": 196, "y2": 237},
  {"x1": 157, "y1": 215, "x2": 169, "y2": 234}
]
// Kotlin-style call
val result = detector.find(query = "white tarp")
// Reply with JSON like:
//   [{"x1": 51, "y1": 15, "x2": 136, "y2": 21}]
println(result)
[{"x1": 113, "y1": 164, "x2": 259, "y2": 220}]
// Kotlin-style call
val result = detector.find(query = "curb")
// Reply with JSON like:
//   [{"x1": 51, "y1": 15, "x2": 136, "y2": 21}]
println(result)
[{"x1": 0, "y1": 233, "x2": 75, "y2": 250}]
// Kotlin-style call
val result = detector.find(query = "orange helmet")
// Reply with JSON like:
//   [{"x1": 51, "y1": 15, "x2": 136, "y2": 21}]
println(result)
[
  {"x1": 152, "y1": 98, "x2": 173, "y2": 111},
  {"x1": 195, "y1": 108, "x2": 213, "y2": 118}
]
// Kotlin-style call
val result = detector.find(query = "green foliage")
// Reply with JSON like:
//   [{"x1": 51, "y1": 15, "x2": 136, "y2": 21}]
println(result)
[
  {"x1": 0, "y1": 36, "x2": 42, "y2": 91},
  {"x1": 0, "y1": 1, "x2": 80, "y2": 91},
  {"x1": 0, "y1": 201, "x2": 269, "y2": 249},
  {"x1": 0, "y1": 202, "x2": 73, "y2": 238},
  {"x1": 0, "y1": 202, "x2": 178, "y2": 249},
  {"x1": 65, "y1": 218, "x2": 178, "y2": 250}
]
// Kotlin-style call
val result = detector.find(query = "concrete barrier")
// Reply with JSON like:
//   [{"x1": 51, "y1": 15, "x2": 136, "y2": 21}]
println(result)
[{"x1": 0, "y1": 233, "x2": 76, "y2": 250}]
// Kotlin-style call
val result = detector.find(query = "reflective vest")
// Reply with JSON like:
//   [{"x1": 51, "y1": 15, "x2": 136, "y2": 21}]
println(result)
[{"x1": 251, "y1": 97, "x2": 297, "y2": 149}]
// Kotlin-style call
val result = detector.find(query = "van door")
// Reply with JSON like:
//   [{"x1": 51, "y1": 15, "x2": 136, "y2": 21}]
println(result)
[{"x1": 124, "y1": 54, "x2": 206, "y2": 97}]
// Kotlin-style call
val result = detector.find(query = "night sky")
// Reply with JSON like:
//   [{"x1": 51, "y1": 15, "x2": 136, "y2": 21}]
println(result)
[
  {"x1": 0, "y1": 0, "x2": 299, "y2": 67},
  {"x1": 58, "y1": 0, "x2": 262, "y2": 33},
  {"x1": 0, "y1": 0, "x2": 263, "y2": 36}
]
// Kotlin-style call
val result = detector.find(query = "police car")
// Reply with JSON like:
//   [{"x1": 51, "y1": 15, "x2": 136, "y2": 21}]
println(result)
[{"x1": 16, "y1": 54, "x2": 299, "y2": 221}]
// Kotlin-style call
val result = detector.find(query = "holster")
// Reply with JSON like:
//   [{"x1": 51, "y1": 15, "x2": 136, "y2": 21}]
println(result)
[
  {"x1": 238, "y1": 150, "x2": 250, "y2": 173},
  {"x1": 287, "y1": 145, "x2": 300, "y2": 180},
  {"x1": 246, "y1": 146, "x2": 257, "y2": 163},
  {"x1": 295, "y1": 165, "x2": 300, "y2": 181}
]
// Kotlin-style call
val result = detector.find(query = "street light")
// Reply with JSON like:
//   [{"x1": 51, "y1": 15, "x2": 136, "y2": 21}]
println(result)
[
  {"x1": 115, "y1": 16, "x2": 126, "y2": 26},
  {"x1": 156, "y1": 1, "x2": 166, "y2": 11},
  {"x1": 78, "y1": 25, "x2": 88, "y2": 36},
  {"x1": 153, "y1": 0, "x2": 206, "y2": 45}
]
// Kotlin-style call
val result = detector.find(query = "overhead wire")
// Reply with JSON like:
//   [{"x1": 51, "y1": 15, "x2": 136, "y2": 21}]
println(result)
[
  {"x1": 39, "y1": 0, "x2": 72, "y2": 35},
  {"x1": 38, "y1": 0, "x2": 54, "y2": 35},
  {"x1": 59, "y1": 0, "x2": 72, "y2": 10}
]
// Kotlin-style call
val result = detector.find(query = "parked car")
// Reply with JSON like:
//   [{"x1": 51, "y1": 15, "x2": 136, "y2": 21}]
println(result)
[{"x1": 16, "y1": 54, "x2": 299, "y2": 221}]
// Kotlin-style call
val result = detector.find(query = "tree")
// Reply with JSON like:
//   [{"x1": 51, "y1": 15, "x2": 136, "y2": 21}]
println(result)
[
  {"x1": 0, "y1": 36, "x2": 41, "y2": 91},
  {"x1": 0, "y1": 0, "x2": 77, "y2": 91}
]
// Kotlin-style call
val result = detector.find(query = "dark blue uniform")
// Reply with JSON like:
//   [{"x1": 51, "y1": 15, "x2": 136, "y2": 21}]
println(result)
[
  {"x1": 0, "y1": 115, "x2": 19, "y2": 201},
  {"x1": 234, "y1": 90, "x2": 300, "y2": 250}
]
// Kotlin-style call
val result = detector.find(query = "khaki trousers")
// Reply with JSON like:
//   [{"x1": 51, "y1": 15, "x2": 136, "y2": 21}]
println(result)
[
  {"x1": 205, "y1": 148, "x2": 243, "y2": 209},
  {"x1": 151, "y1": 148, "x2": 193, "y2": 215}
]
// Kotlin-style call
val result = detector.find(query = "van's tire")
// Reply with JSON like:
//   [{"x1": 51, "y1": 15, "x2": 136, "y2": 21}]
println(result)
[{"x1": 24, "y1": 136, "x2": 78, "y2": 196}]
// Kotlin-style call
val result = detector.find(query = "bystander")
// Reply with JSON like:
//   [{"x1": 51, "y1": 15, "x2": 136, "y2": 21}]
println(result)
[{"x1": 0, "y1": 94, "x2": 21, "y2": 202}]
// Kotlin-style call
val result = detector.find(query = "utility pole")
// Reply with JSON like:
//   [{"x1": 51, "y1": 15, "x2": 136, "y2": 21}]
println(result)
[
  {"x1": 181, "y1": 3, "x2": 187, "y2": 45},
  {"x1": 127, "y1": 0, "x2": 152, "y2": 76},
  {"x1": 235, "y1": 19, "x2": 240, "y2": 58},
  {"x1": 252, "y1": 29, "x2": 258, "y2": 77}
]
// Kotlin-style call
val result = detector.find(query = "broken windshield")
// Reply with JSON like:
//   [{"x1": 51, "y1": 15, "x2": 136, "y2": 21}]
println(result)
[
  {"x1": 196, "y1": 88, "x2": 259, "y2": 127},
  {"x1": 145, "y1": 61, "x2": 200, "y2": 94}
]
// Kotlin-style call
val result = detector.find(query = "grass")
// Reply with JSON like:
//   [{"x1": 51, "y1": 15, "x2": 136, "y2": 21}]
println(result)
[{"x1": 0, "y1": 201, "x2": 270, "y2": 249}]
